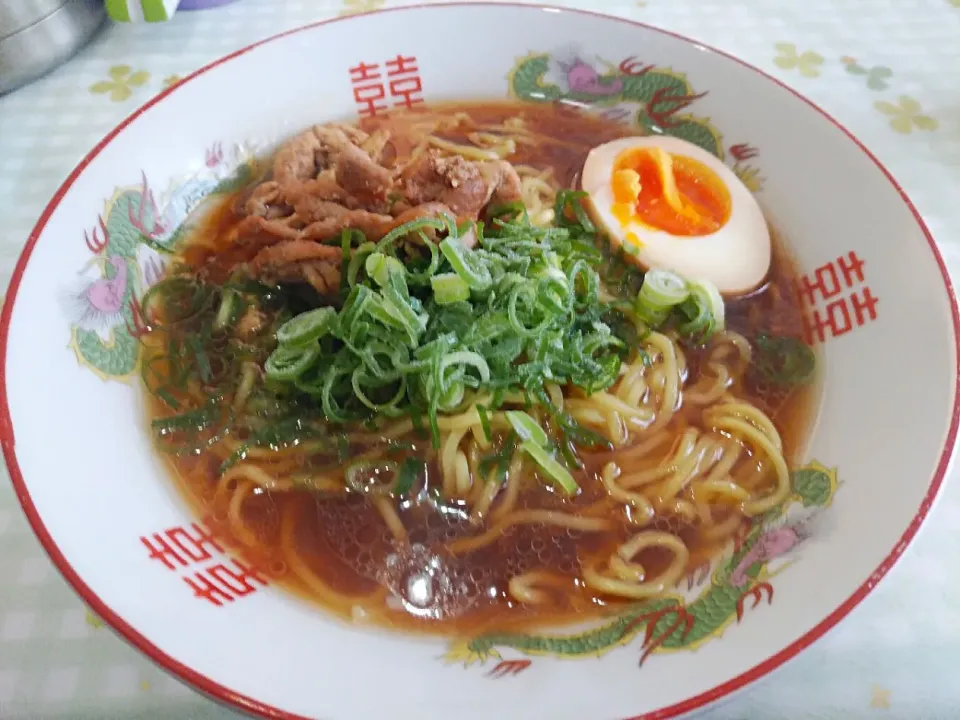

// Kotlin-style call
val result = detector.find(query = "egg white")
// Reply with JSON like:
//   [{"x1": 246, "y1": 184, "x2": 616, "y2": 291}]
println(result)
[{"x1": 581, "y1": 136, "x2": 771, "y2": 296}]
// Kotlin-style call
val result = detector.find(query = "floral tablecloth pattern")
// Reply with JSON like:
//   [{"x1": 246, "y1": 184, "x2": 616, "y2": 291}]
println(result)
[{"x1": 2, "y1": 1, "x2": 960, "y2": 718}]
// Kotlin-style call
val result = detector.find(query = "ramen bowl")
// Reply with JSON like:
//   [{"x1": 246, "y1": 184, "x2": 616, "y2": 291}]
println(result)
[{"x1": 2, "y1": 4, "x2": 957, "y2": 719}]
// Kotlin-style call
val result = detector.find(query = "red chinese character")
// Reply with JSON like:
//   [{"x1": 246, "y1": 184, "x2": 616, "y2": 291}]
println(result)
[
  {"x1": 182, "y1": 558, "x2": 269, "y2": 607},
  {"x1": 353, "y1": 83, "x2": 387, "y2": 117},
  {"x1": 385, "y1": 54, "x2": 423, "y2": 109},
  {"x1": 850, "y1": 286, "x2": 879, "y2": 326},
  {"x1": 166, "y1": 522, "x2": 226, "y2": 564},
  {"x1": 836, "y1": 250, "x2": 865, "y2": 288},
  {"x1": 209, "y1": 558, "x2": 269, "y2": 596},
  {"x1": 802, "y1": 287, "x2": 878, "y2": 344},
  {"x1": 798, "y1": 262, "x2": 842, "y2": 305},
  {"x1": 389, "y1": 77, "x2": 424, "y2": 109},
  {"x1": 348, "y1": 61, "x2": 381, "y2": 83},
  {"x1": 141, "y1": 533, "x2": 187, "y2": 571},
  {"x1": 183, "y1": 573, "x2": 234, "y2": 606},
  {"x1": 802, "y1": 301, "x2": 850, "y2": 343},
  {"x1": 385, "y1": 54, "x2": 418, "y2": 77},
  {"x1": 349, "y1": 61, "x2": 387, "y2": 117}
]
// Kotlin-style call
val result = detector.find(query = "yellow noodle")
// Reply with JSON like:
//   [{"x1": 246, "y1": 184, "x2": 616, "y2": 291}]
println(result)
[
  {"x1": 616, "y1": 361, "x2": 648, "y2": 408},
  {"x1": 590, "y1": 392, "x2": 658, "y2": 423},
  {"x1": 667, "y1": 498, "x2": 698, "y2": 522},
  {"x1": 220, "y1": 436, "x2": 333, "y2": 459},
  {"x1": 470, "y1": 476, "x2": 502, "y2": 524},
  {"x1": 709, "y1": 401, "x2": 783, "y2": 452},
  {"x1": 695, "y1": 480, "x2": 751, "y2": 502},
  {"x1": 226, "y1": 480, "x2": 259, "y2": 548},
  {"x1": 467, "y1": 441, "x2": 486, "y2": 505},
  {"x1": 471, "y1": 422, "x2": 492, "y2": 450},
  {"x1": 684, "y1": 363, "x2": 731, "y2": 405},
  {"x1": 454, "y1": 451, "x2": 471, "y2": 496},
  {"x1": 642, "y1": 332, "x2": 681, "y2": 431},
  {"x1": 605, "y1": 409, "x2": 626, "y2": 445},
  {"x1": 491, "y1": 454, "x2": 525, "y2": 521},
  {"x1": 372, "y1": 496, "x2": 407, "y2": 543},
  {"x1": 441, "y1": 428, "x2": 467, "y2": 496},
  {"x1": 718, "y1": 331, "x2": 753, "y2": 377},
  {"x1": 518, "y1": 171, "x2": 558, "y2": 226},
  {"x1": 695, "y1": 498, "x2": 715, "y2": 527},
  {"x1": 620, "y1": 428, "x2": 698, "y2": 489},
  {"x1": 428, "y1": 135, "x2": 512, "y2": 160},
  {"x1": 567, "y1": 406, "x2": 609, "y2": 428},
  {"x1": 583, "y1": 532, "x2": 689, "y2": 599},
  {"x1": 702, "y1": 439, "x2": 743, "y2": 485},
  {"x1": 221, "y1": 463, "x2": 297, "y2": 492},
  {"x1": 652, "y1": 432, "x2": 718, "y2": 505},
  {"x1": 449, "y1": 510, "x2": 612, "y2": 556},
  {"x1": 289, "y1": 474, "x2": 346, "y2": 493},
  {"x1": 507, "y1": 570, "x2": 565, "y2": 605},
  {"x1": 231, "y1": 362, "x2": 259, "y2": 413},
  {"x1": 614, "y1": 430, "x2": 673, "y2": 462},
  {"x1": 545, "y1": 382, "x2": 564, "y2": 411},
  {"x1": 706, "y1": 414, "x2": 789, "y2": 515},
  {"x1": 608, "y1": 553, "x2": 647, "y2": 582},
  {"x1": 600, "y1": 462, "x2": 655, "y2": 524}
]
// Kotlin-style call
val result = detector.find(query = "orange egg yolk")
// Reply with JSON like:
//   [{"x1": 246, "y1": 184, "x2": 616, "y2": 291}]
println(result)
[{"x1": 610, "y1": 147, "x2": 732, "y2": 237}]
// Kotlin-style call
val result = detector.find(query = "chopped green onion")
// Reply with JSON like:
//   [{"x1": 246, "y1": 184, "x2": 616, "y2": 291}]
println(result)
[
  {"x1": 344, "y1": 460, "x2": 398, "y2": 494},
  {"x1": 151, "y1": 401, "x2": 220, "y2": 436},
  {"x1": 213, "y1": 288, "x2": 240, "y2": 331},
  {"x1": 505, "y1": 410, "x2": 549, "y2": 447},
  {"x1": 439, "y1": 351, "x2": 491, "y2": 386},
  {"x1": 347, "y1": 242, "x2": 377, "y2": 288},
  {"x1": 140, "y1": 276, "x2": 212, "y2": 328},
  {"x1": 754, "y1": 333, "x2": 816, "y2": 386},
  {"x1": 365, "y1": 252, "x2": 406, "y2": 288},
  {"x1": 265, "y1": 344, "x2": 320, "y2": 382},
  {"x1": 519, "y1": 440, "x2": 579, "y2": 496},
  {"x1": 439, "y1": 237, "x2": 492, "y2": 291},
  {"x1": 351, "y1": 369, "x2": 406, "y2": 415},
  {"x1": 478, "y1": 430, "x2": 518, "y2": 485},
  {"x1": 394, "y1": 458, "x2": 424, "y2": 497},
  {"x1": 677, "y1": 278, "x2": 725, "y2": 339},
  {"x1": 431, "y1": 273, "x2": 470, "y2": 304},
  {"x1": 636, "y1": 269, "x2": 689, "y2": 327},
  {"x1": 185, "y1": 334, "x2": 212, "y2": 383},
  {"x1": 554, "y1": 189, "x2": 595, "y2": 232},
  {"x1": 276, "y1": 307, "x2": 335, "y2": 348},
  {"x1": 476, "y1": 404, "x2": 493, "y2": 442},
  {"x1": 147, "y1": 208, "x2": 664, "y2": 457},
  {"x1": 377, "y1": 215, "x2": 452, "y2": 254}
]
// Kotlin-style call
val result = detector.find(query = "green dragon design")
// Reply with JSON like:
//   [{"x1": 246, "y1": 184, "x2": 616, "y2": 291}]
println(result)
[
  {"x1": 68, "y1": 189, "x2": 153, "y2": 380},
  {"x1": 66, "y1": 151, "x2": 257, "y2": 381},
  {"x1": 445, "y1": 462, "x2": 838, "y2": 669},
  {"x1": 507, "y1": 50, "x2": 764, "y2": 191}
]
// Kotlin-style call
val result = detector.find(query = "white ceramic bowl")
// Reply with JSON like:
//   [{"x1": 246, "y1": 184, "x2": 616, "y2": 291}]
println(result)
[{"x1": 2, "y1": 5, "x2": 958, "y2": 719}]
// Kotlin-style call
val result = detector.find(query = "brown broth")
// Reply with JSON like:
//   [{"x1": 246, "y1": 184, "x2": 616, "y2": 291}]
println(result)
[{"x1": 147, "y1": 101, "x2": 819, "y2": 636}]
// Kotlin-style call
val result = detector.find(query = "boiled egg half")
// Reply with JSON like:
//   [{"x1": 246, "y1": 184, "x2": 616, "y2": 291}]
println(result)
[{"x1": 581, "y1": 136, "x2": 770, "y2": 295}]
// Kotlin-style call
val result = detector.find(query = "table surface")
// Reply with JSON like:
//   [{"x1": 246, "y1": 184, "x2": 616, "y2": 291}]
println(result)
[{"x1": 2, "y1": 1, "x2": 960, "y2": 718}]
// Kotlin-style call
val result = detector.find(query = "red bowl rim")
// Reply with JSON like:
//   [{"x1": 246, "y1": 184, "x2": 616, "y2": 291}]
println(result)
[{"x1": 1, "y1": 4, "x2": 957, "y2": 719}]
